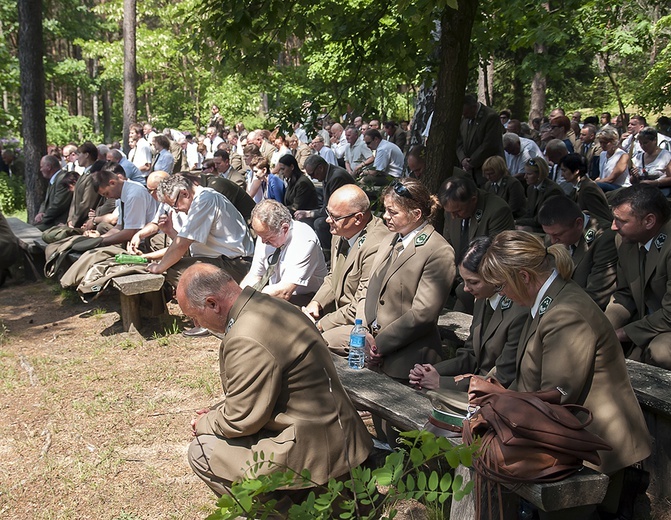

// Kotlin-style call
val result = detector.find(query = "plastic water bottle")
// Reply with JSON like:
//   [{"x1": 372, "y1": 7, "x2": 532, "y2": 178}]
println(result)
[
  {"x1": 114, "y1": 254, "x2": 148, "y2": 264},
  {"x1": 348, "y1": 319, "x2": 367, "y2": 370}
]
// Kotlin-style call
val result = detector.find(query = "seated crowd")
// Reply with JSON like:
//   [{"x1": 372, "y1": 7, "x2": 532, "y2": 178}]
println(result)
[{"x1": 6, "y1": 100, "x2": 671, "y2": 518}]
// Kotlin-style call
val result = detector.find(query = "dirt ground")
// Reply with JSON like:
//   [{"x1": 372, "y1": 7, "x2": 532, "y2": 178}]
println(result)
[{"x1": 0, "y1": 277, "x2": 221, "y2": 520}]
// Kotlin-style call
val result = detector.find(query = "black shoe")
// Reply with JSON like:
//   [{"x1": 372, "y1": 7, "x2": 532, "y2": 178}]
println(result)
[{"x1": 182, "y1": 326, "x2": 211, "y2": 338}]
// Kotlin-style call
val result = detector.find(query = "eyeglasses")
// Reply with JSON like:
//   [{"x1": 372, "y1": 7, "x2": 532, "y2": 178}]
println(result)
[
  {"x1": 171, "y1": 191, "x2": 183, "y2": 210},
  {"x1": 325, "y1": 208, "x2": 359, "y2": 222},
  {"x1": 393, "y1": 181, "x2": 414, "y2": 200}
]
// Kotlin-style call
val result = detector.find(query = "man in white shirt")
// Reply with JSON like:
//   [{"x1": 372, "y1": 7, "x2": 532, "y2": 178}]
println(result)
[
  {"x1": 361, "y1": 129, "x2": 404, "y2": 184},
  {"x1": 309, "y1": 135, "x2": 338, "y2": 166},
  {"x1": 503, "y1": 132, "x2": 542, "y2": 178},
  {"x1": 241, "y1": 199, "x2": 327, "y2": 306},
  {"x1": 329, "y1": 123, "x2": 348, "y2": 160},
  {"x1": 129, "y1": 123, "x2": 152, "y2": 174},
  {"x1": 147, "y1": 174, "x2": 254, "y2": 286},
  {"x1": 344, "y1": 126, "x2": 373, "y2": 176},
  {"x1": 203, "y1": 126, "x2": 223, "y2": 159}
]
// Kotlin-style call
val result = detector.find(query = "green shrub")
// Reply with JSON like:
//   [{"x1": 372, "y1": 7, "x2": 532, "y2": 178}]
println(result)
[{"x1": 0, "y1": 173, "x2": 26, "y2": 214}]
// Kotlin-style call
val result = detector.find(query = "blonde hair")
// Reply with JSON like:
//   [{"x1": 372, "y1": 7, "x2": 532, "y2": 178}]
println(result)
[
  {"x1": 479, "y1": 231, "x2": 573, "y2": 300},
  {"x1": 525, "y1": 156, "x2": 550, "y2": 181},
  {"x1": 482, "y1": 155, "x2": 509, "y2": 177}
]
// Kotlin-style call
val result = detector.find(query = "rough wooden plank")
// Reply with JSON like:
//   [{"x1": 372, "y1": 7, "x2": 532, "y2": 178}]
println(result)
[
  {"x1": 438, "y1": 310, "x2": 472, "y2": 344},
  {"x1": 112, "y1": 273, "x2": 165, "y2": 296},
  {"x1": 626, "y1": 359, "x2": 671, "y2": 418},
  {"x1": 7, "y1": 217, "x2": 47, "y2": 253},
  {"x1": 119, "y1": 293, "x2": 141, "y2": 332},
  {"x1": 333, "y1": 354, "x2": 609, "y2": 513}
]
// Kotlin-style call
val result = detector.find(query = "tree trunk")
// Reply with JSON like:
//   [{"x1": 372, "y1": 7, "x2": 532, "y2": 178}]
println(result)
[
  {"x1": 123, "y1": 0, "x2": 137, "y2": 154},
  {"x1": 511, "y1": 55, "x2": 526, "y2": 122},
  {"x1": 18, "y1": 0, "x2": 47, "y2": 223},
  {"x1": 409, "y1": 82, "x2": 435, "y2": 148},
  {"x1": 424, "y1": 0, "x2": 479, "y2": 196},
  {"x1": 528, "y1": 43, "x2": 546, "y2": 122},
  {"x1": 477, "y1": 56, "x2": 493, "y2": 107},
  {"x1": 102, "y1": 87, "x2": 113, "y2": 143},
  {"x1": 92, "y1": 59, "x2": 100, "y2": 135}
]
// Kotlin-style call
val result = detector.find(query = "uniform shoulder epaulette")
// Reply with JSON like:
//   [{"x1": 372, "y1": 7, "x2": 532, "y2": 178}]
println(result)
[{"x1": 538, "y1": 296, "x2": 553, "y2": 316}]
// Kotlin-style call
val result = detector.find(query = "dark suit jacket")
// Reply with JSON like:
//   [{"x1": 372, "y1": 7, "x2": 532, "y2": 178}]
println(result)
[
  {"x1": 37, "y1": 170, "x2": 73, "y2": 230},
  {"x1": 200, "y1": 174, "x2": 255, "y2": 222},
  {"x1": 435, "y1": 296, "x2": 527, "y2": 390},
  {"x1": 361, "y1": 225, "x2": 456, "y2": 378},
  {"x1": 514, "y1": 277, "x2": 651, "y2": 475},
  {"x1": 389, "y1": 127, "x2": 407, "y2": 153},
  {"x1": 606, "y1": 221, "x2": 671, "y2": 347},
  {"x1": 516, "y1": 178, "x2": 565, "y2": 231},
  {"x1": 443, "y1": 190, "x2": 515, "y2": 261},
  {"x1": 569, "y1": 216, "x2": 617, "y2": 310},
  {"x1": 194, "y1": 287, "x2": 372, "y2": 485},
  {"x1": 312, "y1": 216, "x2": 390, "y2": 330},
  {"x1": 484, "y1": 174, "x2": 526, "y2": 219},
  {"x1": 456, "y1": 103, "x2": 505, "y2": 171},
  {"x1": 570, "y1": 177, "x2": 612, "y2": 226},
  {"x1": 317, "y1": 165, "x2": 355, "y2": 218},
  {"x1": 285, "y1": 174, "x2": 319, "y2": 213},
  {"x1": 67, "y1": 169, "x2": 104, "y2": 228}
]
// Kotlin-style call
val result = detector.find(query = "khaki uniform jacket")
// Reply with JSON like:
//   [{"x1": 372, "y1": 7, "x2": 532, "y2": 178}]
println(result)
[
  {"x1": 361, "y1": 225, "x2": 456, "y2": 378},
  {"x1": 293, "y1": 142, "x2": 313, "y2": 170},
  {"x1": 570, "y1": 177, "x2": 612, "y2": 226},
  {"x1": 484, "y1": 174, "x2": 526, "y2": 218},
  {"x1": 435, "y1": 296, "x2": 527, "y2": 390},
  {"x1": 605, "y1": 221, "x2": 671, "y2": 347},
  {"x1": 67, "y1": 169, "x2": 104, "y2": 229},
  {"x1": 514, "y1": 277, "x2": 651, "y2": 475},
  {"x1": 567, "y1": 216, "x2": 617, "y2": 310},
  {"x1": 443, "y1": 190, "x2": 515, "y2": 260},
  {"x1": 37, "y1": 170, "x2": 73, "y2": 230},
  {"x1": 516, "y1": 178, "x2": 564, "y2": 231},
  {"x1": 312, "y1": 216, "x2": 391, "y2": 331},
  {"x1": 456, "y1": 104, "x2": 505, "y2": 171},
  {"x1": 194, "y1": 288, "x2": 372, "y2": 485}
]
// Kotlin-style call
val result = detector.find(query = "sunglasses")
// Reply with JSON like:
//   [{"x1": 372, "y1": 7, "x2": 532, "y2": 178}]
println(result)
[{"x1": 393, "y1": 181, "x2": 413, "y2": 200}]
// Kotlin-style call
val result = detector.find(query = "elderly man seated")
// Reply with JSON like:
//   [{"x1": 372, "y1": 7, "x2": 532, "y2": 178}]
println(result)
[{"x1": 241, "y1": 199, "x2": 327, "y2": 306}]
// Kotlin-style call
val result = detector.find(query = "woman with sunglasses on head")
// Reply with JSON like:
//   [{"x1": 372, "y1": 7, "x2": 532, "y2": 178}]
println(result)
[
  {"x1": 630, "y1": 126, "x2": 671, "y2": 196},
  {"x1": 479, "y1": 230, "x2": 651, "y2": 517},
  {"x1": 408, "y1": 236, "x2": 527, "y2": 392},
  {"x1": 356, "y1": 178, "x2": 456, "y2": 382},
  {"x1": 515, "y1": 156, "x2": 564, "y2": 232}
]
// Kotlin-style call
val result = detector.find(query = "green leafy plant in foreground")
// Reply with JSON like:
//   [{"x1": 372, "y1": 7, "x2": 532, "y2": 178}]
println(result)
[{"x1": 207, "y1": 430, "x2": 476, "y2": 520}]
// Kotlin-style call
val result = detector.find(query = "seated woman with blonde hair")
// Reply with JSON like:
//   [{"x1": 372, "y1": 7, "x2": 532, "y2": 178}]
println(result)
[
  {"x1": 479, "y1": 230, "x2": 651, "y2": 517},
  {"x1": 482, "y1": 156, "x2": 526, "y2": 218}
]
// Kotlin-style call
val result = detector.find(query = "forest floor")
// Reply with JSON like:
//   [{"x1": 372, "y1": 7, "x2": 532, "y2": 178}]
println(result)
[{"x1": 0, "y1": 277, "x2": 220, "y2": 520}]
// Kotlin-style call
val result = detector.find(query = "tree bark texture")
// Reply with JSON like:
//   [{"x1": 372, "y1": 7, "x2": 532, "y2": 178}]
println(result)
[
  {"x1": 18, "y1": 0, "x2": 47, "y2": 223},
  {"x1": 424, "y1": 0, "x2": 479, "y2": 196},
  {"x1": 123, "y1": 0, "x2": 137, "y2": 154}
]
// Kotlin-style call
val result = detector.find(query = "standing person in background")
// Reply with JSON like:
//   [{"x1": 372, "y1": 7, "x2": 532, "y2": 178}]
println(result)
[{"x1": 128, "y1": 124, "x2": 152, "y2": 175}]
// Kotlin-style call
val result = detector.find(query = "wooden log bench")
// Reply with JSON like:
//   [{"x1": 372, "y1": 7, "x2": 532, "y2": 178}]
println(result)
[
  {"x1": 332, "y1": 354, "x2": 610, "y2": 518},
  {"x1": 7, "y1": 217, "x2": 48, "y2": 279},
  {"x1": 111, "y1": 273, "x2": 167, "y2": 332}
]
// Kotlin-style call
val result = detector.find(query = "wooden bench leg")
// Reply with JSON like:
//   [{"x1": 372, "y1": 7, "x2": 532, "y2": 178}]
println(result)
[{"x1": 119, "y1": 293, "x2": 141, "y2": 332}]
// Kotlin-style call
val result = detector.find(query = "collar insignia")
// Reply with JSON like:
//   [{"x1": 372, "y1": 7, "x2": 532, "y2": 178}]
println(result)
[
  {"x1": 655, "y1": 233, "x2": 667, "y2": 250},
  {"x1": 500, "y1": 297, "x2": 512, "y2": 310},
  {"x1": 358, "y1": 235, "x2": 366, "y2": 247},
  {"x1": 539, "y1": 296, "x2": 553, "y2": 316},
  {"x1": 475, "y1": 209, "x2": 483, "y2": 222},
  {"x1": 225, "y1": 318, "x2": 235, "y2": 333},
  {"x1": 584, "y1": 229, "x2": 595, "y2": 244},
  {"x1": 415, "y1": 233, "x2": 428, "y2": 246}
]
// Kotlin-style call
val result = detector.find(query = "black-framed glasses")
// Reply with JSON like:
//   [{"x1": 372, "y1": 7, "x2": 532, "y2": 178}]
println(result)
[
  {"x1": 171, "y1": 191, "x2": 183, "y2": 210},
  {"x1": 393, "y1": 181, "x2": 413, "y2": 200},
  {"x1": 325, "y1": 208, "x2": 359, "y2": 222}
]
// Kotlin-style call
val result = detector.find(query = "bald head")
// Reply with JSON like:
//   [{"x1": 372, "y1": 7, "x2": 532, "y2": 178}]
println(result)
[
  {"x1": 326, "y1": 184, "x2": 372, "y2": 239},
  {"x1": 176, "y1": 264, "x2": 241, "y2": 333},
  {"x1": 147, "y1": 171, "x2": 170, "y2": 190}
]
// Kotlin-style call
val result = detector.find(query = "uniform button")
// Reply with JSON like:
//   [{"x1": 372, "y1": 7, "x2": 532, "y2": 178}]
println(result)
[{"x1": 380, "y1": 300, "x2": 385, "y2": 305}]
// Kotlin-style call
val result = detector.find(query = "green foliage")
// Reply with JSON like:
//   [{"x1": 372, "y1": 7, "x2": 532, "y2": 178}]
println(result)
[
  {"x1": 46, "y1": 104, "x2": 97, "y2": 144},
  {"x1": 206, "y1": 430, "x2": 476, "y2": 520},
  {"x1": 0, "y1": 173, "x2": 26, "y2": 214}
]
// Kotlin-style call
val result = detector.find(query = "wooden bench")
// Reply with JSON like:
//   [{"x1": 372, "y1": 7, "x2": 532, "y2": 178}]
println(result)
[
  {"x1": 112, "y1": 273, "x2": 168, "y2": 332},
  {"x1": 332, "y1": 354, "x2": 610, "y2": 518},
  {"x1": 7, "y1": 217, "x2": 48, "y2": 279}
]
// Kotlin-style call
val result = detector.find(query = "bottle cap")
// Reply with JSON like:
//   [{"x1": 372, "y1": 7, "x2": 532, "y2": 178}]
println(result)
[{"x1": 354, "y1": 318, "x2": 362, "y2": 325}]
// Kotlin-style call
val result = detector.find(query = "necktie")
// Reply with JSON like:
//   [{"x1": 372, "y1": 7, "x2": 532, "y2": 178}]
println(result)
[
  {"x1": 480, "y1": 300, "x2": 496, "y2": 342},
  {"x1": 639, "y1": 245, "x2": 647, "y2": 307},
  {"x1": 119, "y1": 200, "x2": 125, "y2": 230},
  {"x1": 254, "y1": 246, "x2": 283, "y2": 291},
  {"x1": 459, "y1": 218, "x2": 470, "y2": 262},
  {"x1": 492, "y1": 182, "x2": 499, "y2": 194},
  {"x1": 332, "y1": 238, "x2": 351, "y2": 285}
]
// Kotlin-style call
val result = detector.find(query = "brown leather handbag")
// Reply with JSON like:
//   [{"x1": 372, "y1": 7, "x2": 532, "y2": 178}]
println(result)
[{"x1": 461, "y1": 376, "x2": 612, "y2": 483}]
